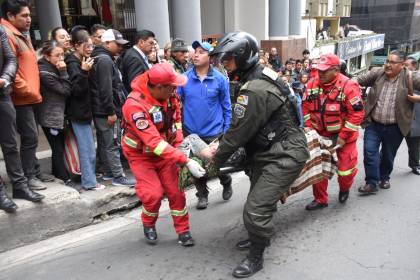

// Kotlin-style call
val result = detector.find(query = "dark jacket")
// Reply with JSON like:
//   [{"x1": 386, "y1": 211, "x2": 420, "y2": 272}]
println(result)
[
  {"x1": 357, "y1": 67, "x2": 420, "y2": 136},
  {"x1": 90, "y1": 46, "x2": 125, "y2": 118},
  {"x1": 65, "y1": 53, "x2": 92, "y2": 123},
  {"x1": 119, "y1": 47, "x2": 150, "y2": 93},
  {"x1": 268, "y1": 55, "x2": 281, "y2": 72},
  {"x1": 214, "y1": 64, "x2": 309, "y2": 166},
  {"x1": 0, "y1": 25, "x2": 17, "y2": 95},
  {"x1": 38, "y1": 58, "x2": 72, "y2": 129}
]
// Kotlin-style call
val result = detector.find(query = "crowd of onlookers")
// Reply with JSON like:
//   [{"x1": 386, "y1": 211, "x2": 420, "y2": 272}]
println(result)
[{"x1": 0, "y1": 0, "x2": 419, "y2": 216}]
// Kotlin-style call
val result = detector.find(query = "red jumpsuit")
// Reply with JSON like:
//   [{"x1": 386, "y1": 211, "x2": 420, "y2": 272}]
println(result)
[
  {"x1": 302, "y1": 73, "x2": 364, "y2": 204},
  {"x1": 121, "y1": 73, "x2": 189, "y2": 234}
]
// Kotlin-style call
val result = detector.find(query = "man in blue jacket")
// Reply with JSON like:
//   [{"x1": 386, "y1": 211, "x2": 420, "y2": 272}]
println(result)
[{"x1": 178, "y1": 40, "x2": 232, "y2": 209}]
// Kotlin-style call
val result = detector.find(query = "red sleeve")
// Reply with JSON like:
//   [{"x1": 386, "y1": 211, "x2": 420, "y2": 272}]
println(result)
[
  {"x1": 124, "y1": 101, "x2": 188, "y2": 165},
  {"x1": 338, "y1": 81, "x2": 365, "y2": 141},
  {"x1": 172, "y1": 96, "x2": 184, "y2": 148},
  {"x1": 302, "y1": 84, "x2": 313, "y2": 128}
]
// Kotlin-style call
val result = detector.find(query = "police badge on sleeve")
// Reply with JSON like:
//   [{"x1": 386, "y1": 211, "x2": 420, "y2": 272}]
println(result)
[{"x1": 234, "y1": 104, "x2": 246, "y2": 119}]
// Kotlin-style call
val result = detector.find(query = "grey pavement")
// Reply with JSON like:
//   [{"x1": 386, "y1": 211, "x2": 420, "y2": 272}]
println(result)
[{"x1": 1, "y1": 139, "x2": 420, "y2": 280}]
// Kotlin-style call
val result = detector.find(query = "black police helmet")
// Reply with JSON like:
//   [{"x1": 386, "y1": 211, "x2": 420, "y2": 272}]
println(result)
[{"x1": 210, "y1": 31, "x2": 259, "y2": 71}]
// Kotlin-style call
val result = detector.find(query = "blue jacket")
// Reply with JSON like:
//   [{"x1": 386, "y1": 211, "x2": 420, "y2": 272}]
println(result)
[{"x1": 178, "y1": 66, "x2": 231, "y2": 138}]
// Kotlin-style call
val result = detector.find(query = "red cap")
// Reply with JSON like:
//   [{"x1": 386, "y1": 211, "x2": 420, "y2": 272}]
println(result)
[
  {"x1": 316, "y1": 54, "x2": 340, "y2": 71},
  {"x1": 148, "y1": 63, "x2": 187, "y2": 86}
]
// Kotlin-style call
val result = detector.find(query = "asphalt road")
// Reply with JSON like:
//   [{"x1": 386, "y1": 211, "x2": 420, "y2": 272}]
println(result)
[{"x1": 1, "y1": 140, "x2": 420, "y2": 280}]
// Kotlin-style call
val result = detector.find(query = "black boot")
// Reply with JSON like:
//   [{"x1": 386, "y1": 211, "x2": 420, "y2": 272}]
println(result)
[
  {"x1": 232, "y1": 242, "x2": 265, "y2": 278},
  {"x1": 178, "y1": 231, "x2": 195, "y2": 247},
  {"x1": 0, "y1": 183, "x2": 18, "y2": 213},
  {"x1": 13, "y1": 186, "x2": 44, "y2": 202},
  {"x1": 221, "y1": 176, "x2": 233, "y2": 201},
  {"x1": 143, "y1": 226, "x2": 158, "y2": 245},
  {"x1": 236, "y1": 238, "x2": 271, "y2": 251},
  {"x1": 338, "y1": 190, "x2": 349, "y2": 203},
  {"x1": 236, "y1": 239, "x2": 251, "y2": 250}
]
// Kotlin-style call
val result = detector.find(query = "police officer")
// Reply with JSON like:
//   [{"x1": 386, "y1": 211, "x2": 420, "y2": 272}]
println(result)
[{"x1": 209, "y1": 32, "x2": 309, "y2": 278}]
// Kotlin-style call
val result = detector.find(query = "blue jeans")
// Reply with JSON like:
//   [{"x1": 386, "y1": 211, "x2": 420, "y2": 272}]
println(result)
[
  {"x1": 363, "y1": 121, "x2": 404, "y2": 187},
  {"x1": 71, "y1": 121, "x2": 97, "y2": 188}
]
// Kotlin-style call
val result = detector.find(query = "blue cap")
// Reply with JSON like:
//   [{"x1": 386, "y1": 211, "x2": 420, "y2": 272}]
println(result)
[{"x1": 192, "y1": 41, "x2": 214, "y2": 52}]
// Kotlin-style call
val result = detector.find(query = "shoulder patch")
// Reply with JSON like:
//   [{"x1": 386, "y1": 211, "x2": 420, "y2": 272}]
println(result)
[
  {"x1": 237, "y1": 95, "x2": 249, "y2": 105},
  {"x1": 349, "y1": 96, "x2": 361, "y2": 105},
  {"x1": 234, "y1": 104, "x2": 246, "y2": 119},
  {"x1": 136, "y1": 119, "x2": 149, "y2": 130},
  {"x1": 262, "y1": 67, "x2": 279, "y2": 81},
  {"x1": 240, "y1": 81, "x2": 250, "y2": 91},
  {"x1": 132, "y1": 112, "x2": 145, "y2": 121},
  {"x1": 152, "y1": 111, "x2": 163, "y2": 123}
]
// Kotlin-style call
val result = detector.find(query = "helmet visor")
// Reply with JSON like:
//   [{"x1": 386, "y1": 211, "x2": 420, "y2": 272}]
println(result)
[{"x1": 211, "y1": 52, "x2": 235, "y2": 65}]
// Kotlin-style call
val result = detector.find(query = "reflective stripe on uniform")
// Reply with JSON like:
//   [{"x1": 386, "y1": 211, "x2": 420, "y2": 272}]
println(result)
[
  {"x1": 304, "y1": 114, "x2": 311, "y2": 121},
  {"x1": 148, "y1": 106, "x2": 160, "y2": 114},
  {"x1": 337, "y1": 167, "x2": 355, "y2": 176},
  {"x1": 175, "y1": 122, "x2": 182, "y2": 129},
  {"x1": 326, "y1": 124, "x2": 341, "y2": 132},
  {"x1": 170, "y1": 207, "x2": 188, "y2": 216},
  {"x1": 344, "y1": 121, "x2": 360, "y2": 131},
  {"x1": 153, "y1": 140, "x2": 168, "y2": 156},
  {"x1": 310, "y1": 121, "x2": 319, "y2": 129},
  {"x1": 123, "y1": 136, "x2": 137, "y2": 148},
  {"x1": 142, "y1": 207, "x2": 158, "y2": 217}
]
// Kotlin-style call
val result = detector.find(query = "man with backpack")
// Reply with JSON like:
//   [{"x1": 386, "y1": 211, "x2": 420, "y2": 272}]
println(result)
[
  {"x1": 90, "y1": 29, "x2": 135, "y2": 186},
  {"x1": 302, "y1": 53, "x2": 365, "y2": 210}
]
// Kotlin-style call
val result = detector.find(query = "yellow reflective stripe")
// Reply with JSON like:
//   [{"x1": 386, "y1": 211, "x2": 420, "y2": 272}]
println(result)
[
  {"x1": 309, "y1": 88, "x2": 323, "y2": 95},
  {"x1": 170, "y1": 207, "x2": 188, "y2": 217},
  {"x1": 175, "y1": 122, "x2": 182, "y2": 129},
  {"x1": 337, "y1": 167, "x2": 355, "y2": 176},
  {"x1": 123, "y1": 136, "x2": 137, "y2": 148},
  {"x1": 153, "y1": 140, "x2": 168, "y2": 156},
  {"x1": 310, "y1": 121, "x2": 318, "y2": 129},
  {"x1": 326, "y1": 124, "x2": 341, "y2": 131},
  {"x1": 148, "y1": 106, "x2": 160, "y2": 114},
  {"x1": 344, "y1": 121, "x2": 360, "y2": 131},
  {"x1": 142, "y1": 207, "x2": 158, "y2": 217},
  {"x1": 304, "y1": 114, "x2": 311, "y2": 121}
]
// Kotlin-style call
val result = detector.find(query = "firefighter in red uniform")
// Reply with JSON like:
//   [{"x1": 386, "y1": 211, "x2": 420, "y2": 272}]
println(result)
[
  {"x1": 302, "y1": 54, "x2": 364, "y2": 210},
  {"x1": 121, "y1": 63, "x2": 206, "y2": 245}
]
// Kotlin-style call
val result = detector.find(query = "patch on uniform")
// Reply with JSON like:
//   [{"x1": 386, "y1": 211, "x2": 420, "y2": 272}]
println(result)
[
  {"x1": 349, "y1": 96, "x2": 361, "y2": 105},
  {"x1": 326, "y1": 104, "x2": 339, "y2": 111},
  {"x1": 237, "y1": 95, "x2": 249, "y2": 105},
  {"x1": 136, "y1": 119, "x2": 149, "y2": 130},
  {"x1": 262, "y1": 67, "x2": 279, "y2": 81},
  {"x1": 132, "y1": 112, "x2": 145, "y2": 121},
  {"x1": 152, "y1": 111, "x2": 163, "y2": 123},
  {"x1": 234, "y1": 104, "x2": 246, "y2": 119}
]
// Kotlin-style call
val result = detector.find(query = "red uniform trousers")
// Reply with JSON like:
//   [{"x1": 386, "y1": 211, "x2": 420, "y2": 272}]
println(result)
[
  {"x1": 313, "y1": 140, "x2": 358, "y2": 204},
  {"x1": 128, "y1": 155, "x2": 189, "y2": 234}
]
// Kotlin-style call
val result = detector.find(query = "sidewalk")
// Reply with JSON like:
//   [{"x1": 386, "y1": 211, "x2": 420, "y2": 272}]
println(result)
[{"x1": 0, "y1": 129, "x2": 139, "y2": 252}]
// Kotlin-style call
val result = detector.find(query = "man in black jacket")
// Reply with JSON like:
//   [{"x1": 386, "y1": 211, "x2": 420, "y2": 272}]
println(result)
[
  {"x1": 0, "y1": 25, "x2": 44, "y2": 213},
  {"x1": 90, "y1": 29, "x2": 135, "y2": 187},
  {"x1": 120, "y1": 30, "x2": 155, "y2": 93}
]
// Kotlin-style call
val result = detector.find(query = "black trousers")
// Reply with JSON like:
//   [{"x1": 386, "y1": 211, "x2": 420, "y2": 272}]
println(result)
[
  {"x1": 41, "y1": 127, "x2": 69, "y2": 181},
  {"x1": 0, "y1": 93, "x2": 27, "y2": 189},
  {"x1": 406, "y1": 135, "x2": 420, "y2": 169}
]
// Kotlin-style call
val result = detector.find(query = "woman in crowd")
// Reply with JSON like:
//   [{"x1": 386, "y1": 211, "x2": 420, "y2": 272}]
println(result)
[
  {"x1": 37, "y1": 40, "x2": 73, "y2": 186},
  {"x1": 65, "y1": 28, "x2": 105, "y2": 191},
  {"x1": 51, "y1": 27, "x2": 72, "y2": 53}
]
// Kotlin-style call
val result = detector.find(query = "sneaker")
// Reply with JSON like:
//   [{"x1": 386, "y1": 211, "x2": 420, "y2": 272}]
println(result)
[
  {"x1": 36, "y1": 173, "x2": 55, "y2": 182},
  {"x1": 196, "y1": 197, "x2": 208, "y2": 210},
  {"x1": 28, "y1": 178, "x2": 47, "y2": 190},
  {"x1": 83, "y1": 183, "x2": 106, "y2": 191},
  {"x1": 178, "y1": 231, "x2": 195, "y2": 247},
  {"x1": 112, "y1": 176, "x2": 135, "y2": 186},
  {"x1": 102, "y1": 174, "x2": 113, "y2": 181}
]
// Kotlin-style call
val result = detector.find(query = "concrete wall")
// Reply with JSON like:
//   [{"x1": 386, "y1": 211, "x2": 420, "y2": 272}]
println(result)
[
  {"x1": 200, "y1": 0, "x2": 225, "y2": 36},
  {"x1": 224, "y1": 0, "x2": 269, "y2": 41}
]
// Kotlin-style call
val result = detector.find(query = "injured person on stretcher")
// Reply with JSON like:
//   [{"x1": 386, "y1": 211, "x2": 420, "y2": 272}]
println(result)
[{"x1": 178, "y1": 130, "x2": 339, "y2": 204}]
